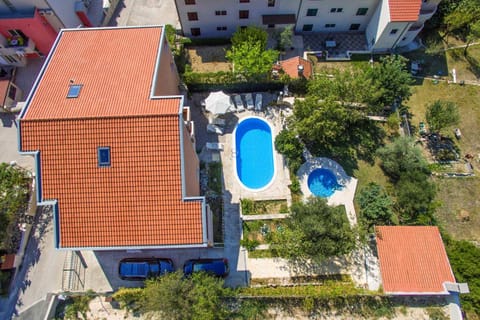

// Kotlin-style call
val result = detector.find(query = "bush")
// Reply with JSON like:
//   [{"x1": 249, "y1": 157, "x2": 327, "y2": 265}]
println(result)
[
  {"x1": 240, "y1": 238, "x2": 260, "y2": 251},
  {"x1": 240, "y1": 199, "x2": 255, "y2": 215},
  {"x1": 112, "y1": 287, "x2": 143, "y2": 312}
]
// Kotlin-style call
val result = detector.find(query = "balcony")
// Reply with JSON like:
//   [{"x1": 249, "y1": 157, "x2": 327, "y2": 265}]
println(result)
[
  {"x1": 408, "y1": 23, "x2": 424, "y2": 32},
  {"x1": 1, "y1": 37, "x2": 36, "y2": 54},
  {"x1": 419, "y1": 8, "x2": 436, "y2": 21}
]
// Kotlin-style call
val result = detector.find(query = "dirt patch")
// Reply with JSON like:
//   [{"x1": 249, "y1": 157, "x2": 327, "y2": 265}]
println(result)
[{"x1": 187, "y1": 45, "x2": 232, "y2": 73}]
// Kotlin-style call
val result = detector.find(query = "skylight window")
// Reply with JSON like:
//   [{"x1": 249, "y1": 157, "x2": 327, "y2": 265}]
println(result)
[
  {"x1": 97, "y1": 147, "x2": 111, "y2": 167},
  {"x1": 67, "y1": 84, "x2": 82, "y2": 98}
]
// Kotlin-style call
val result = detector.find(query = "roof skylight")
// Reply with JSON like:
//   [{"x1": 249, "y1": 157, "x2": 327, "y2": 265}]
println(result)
[{"x1": 67, "y1": 84, "x2": 82, "y2": 98}]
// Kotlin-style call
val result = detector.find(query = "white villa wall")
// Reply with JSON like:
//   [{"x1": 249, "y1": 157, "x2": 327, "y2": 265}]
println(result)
[
  {"x1": 296, "y1": 0, "x2": 379, "y2": 33},
  {"x1": 176, "y1": 0, "x2": 298, "y2": 38}
]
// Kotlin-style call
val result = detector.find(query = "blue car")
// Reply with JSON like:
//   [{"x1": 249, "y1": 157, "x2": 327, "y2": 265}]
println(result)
[
  {"x1": 119, "y1": 258, "x2": 174, "y2": 280},
  {"x1": 183, "y1": 258, "x2": 229, "y2": 277}
]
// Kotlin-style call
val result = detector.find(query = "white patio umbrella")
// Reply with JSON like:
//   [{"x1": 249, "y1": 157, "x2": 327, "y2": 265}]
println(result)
[{"x1": 204, "y1": 91, "x2": 234, "y2": 115}]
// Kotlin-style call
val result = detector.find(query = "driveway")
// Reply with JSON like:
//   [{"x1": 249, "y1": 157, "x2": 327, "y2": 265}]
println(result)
[{"x1": 108, "y1": 0, "x2": 180, "y2": 28}]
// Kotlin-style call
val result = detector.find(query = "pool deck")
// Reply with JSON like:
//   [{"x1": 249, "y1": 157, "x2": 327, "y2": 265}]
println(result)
[{"x1": 297, "y1": 156, "x2": 358, "y2": 226}]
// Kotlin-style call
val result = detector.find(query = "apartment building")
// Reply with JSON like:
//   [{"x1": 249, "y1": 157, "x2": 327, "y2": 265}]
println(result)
[
  {"x1": 0, "y1": 0, "x2": 104, "y2": 66},
  {"x1": 175, "y1": 0, "x2": 441, "y2": 52}
]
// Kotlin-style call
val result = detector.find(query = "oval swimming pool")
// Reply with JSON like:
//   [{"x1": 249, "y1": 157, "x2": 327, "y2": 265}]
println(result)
[
  {"x1": 308, "y1": 168, "x2": 340, "y2": 197},
  {"x1": 235, "y1": 117, "x2": 274, "y2": 190}
]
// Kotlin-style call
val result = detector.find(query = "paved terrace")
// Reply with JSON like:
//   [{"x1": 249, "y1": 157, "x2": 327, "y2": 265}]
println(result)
[{"x1": 303, "y1": 32, "x2": 369, "y2": 58}]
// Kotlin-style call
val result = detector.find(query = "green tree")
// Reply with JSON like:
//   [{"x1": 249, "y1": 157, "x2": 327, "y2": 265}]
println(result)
[
  {"x1": 274, "y1": 129, "x2": 304, "y2": 173},
  {"x1": 445, "y1": 237, "x2": 480, "y2": 317},
  {"x1": 358, "y1": 183, "x2": 395, "y2": 231},
  {"x1": 395, "y1": 171, "x2": 436, "y2": 224},
  {"x1": 226, "y1": 41, "x2": 278, "y2": 81},
  {"x1": 278, "y1": 25, "x2": 293, "y2": 51},
  {"x1": 365, "y1": 55, "x2": 413, "y2": 110},
  {"x1": 376, "y1": 137, "x2": 430, "y2": 182},
  {"x1": 425, "y1": 100, "x2": 460, "y2": 134},
  {"x1": 292, "y1": 98, "x2": 384, "y2": 166},
  {"x1": 141, "y1": 271, "x2": 232, "y2": 320},
  {"x1": 231, "y1": 26, "x2": 268, "y2": 50},
  {"x1": 269, "y1": 197, "x2": 356, "y2": 264},
  {"x1": 443, "y1": 0, "x2": 480, "y2": 49}
]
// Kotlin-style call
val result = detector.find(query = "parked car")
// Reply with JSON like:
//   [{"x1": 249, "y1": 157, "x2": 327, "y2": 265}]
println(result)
[
  {"x1": 183, "y1": 258, "x2": 229, "y2": 277},
  {"x1": 119, "y1": 258, "x2": 174, "y2": 280}
]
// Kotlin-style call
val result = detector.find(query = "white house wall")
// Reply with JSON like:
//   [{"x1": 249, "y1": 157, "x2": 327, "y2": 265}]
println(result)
[
  {"x1": 176, "y1": 0, "x2": 299, "y2": 38},
  {"x1": 296, "y1": 0, "x2": 380, "y2": 33}
]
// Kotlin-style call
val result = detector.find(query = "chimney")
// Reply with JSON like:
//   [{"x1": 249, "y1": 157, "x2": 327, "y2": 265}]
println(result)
[{"x1": 297, "y1": 64, "x2": 304, "y2": 76}]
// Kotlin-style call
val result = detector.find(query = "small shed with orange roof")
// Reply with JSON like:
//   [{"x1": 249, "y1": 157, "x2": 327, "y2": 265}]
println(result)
[
  {"x1": 375, "y1": 226, "x2": 462, "y2": 295},
  {"x1": 278, "y1": 56, "x2": 313, "y2": 79}
]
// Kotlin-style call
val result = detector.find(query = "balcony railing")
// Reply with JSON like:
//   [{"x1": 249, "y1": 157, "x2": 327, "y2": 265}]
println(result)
[
  {"x1": 6, "y1": 36, "x2": 30, "y2": 48},
  {"x1": 419, "y1": 9, "x2": 436, "y2": 20}
]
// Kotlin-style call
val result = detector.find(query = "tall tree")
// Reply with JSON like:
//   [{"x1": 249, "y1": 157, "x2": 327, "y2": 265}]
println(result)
[
  {"x1": 141, "y1": 271, "x2": 232, "y2": 320},
  {"x1": 274, "y1": 129, "x2": 304, "y2": 173},
  {"x1": 376, "y1": 137, "x2": 430, "y2": 182},
  {"x1": 226, "y1": 40, "x2": 278, "y2": 81},
  {"x1": 425, "y1": 100, "x2": 460, "y2": 134},
  {"x1": 443, "y1": 0, "x2": 480, "y2": 49},
  {"x1": 365, "y1": 55, "x2": 413, "y2": 110},
  {"x1": 231, "y1": 26, "x2": 268, "y2": 50},
  {"x1": 358, "y1": 183, "x2": 395, "y2": 231},
  {"x1": 269, "y1": 197, "x2": 356, "y2": 264}
]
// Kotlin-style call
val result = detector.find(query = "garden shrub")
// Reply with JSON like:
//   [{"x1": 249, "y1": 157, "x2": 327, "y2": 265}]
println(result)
[{"x1": 112, "y1": 287, "x2": 143, "y2": 312}]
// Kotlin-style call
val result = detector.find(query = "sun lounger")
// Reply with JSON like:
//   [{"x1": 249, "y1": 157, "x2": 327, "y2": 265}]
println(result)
[
  {"x1": 245, "y1": 93, "x2": 254, "y2": 110},
  {"x1": 254, "y1": 93, "x2": 262, "y2": 111},
  {"x1": 233, "y1": 95, "x2": 245, "y2": 112},
  {"x1": 211, "y1": 118, "x2": 226, "y2": 127},
  {"x1": 207, "y1": 124, "x2": 224, "y2": 135},
  {"x1": 206, "y1": 142, "x2": 224, "y2": 151}
]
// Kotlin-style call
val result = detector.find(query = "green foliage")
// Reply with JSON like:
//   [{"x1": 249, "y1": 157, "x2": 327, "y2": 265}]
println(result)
[
  {"x1": 426, "y1": 307, "x2": 449, "y2": 320},
  {"x1": 112, "y1": 287, "x2": 143, "y2": 312},
  {"x1": 395, "y1": 171, "x2": 437, "y2": 224},
  {"x1": 274, "y1": 129, "x2": 304, "y2": 173},
  {"x1": 141, "y1": 271, "x2": 232, "y2": 320},
  {"x1": 240, "y1": 198, "x2": 255, "y2": 215},
  {"x1": 164, "y1": 24, "x2": 177, "y2": 48},
  {"x1": 269, "y1": 198, "x2": 356, "y2": 264},
  {"x1": 208, "y1": 162, "x2": 223, "y2": 194},
  {"x1": 278, "y1": 25, "x2": 293, "y2": 51},
  {"x1": 64, "y1": 291, "x2": 96, "y2": 320},
  {"x1": 231, "y1": 26, "x2": 267, "y2": 50},
  {"x1": 292, "y1": 98, "x2": 384, "y2": 166},
  {"x1": 240, "y1": 238, "x2": 260, "y2": 251},
  {"x1": 358, "y1": 183, "x2": 395, "y2": 231},
  {"x1": 226, "y1": 41, "x2": 278, "y2": 81},
  {"x1": 376, "y1": 137, "x2": 430, "y2": 182},
  {"x1": 386, "y1": 113, "x2": 401, "y2": 137},
  {"x1": 0, "y1": 163, "x2": 31, "y2": 249},
  {"x1": 365, "y1": 55, "x2": 413, "y2": 109},
  {"x1": 240, "y1": 199, "x2": 289, "y2": 215},
  {"x1": 445, "y1": 237, "x2": 480, "y2": 317},
  {"x1": 425, "y1": 100, "x2": 460, "y2": 134},
  {"x1": 234, "y1": 299, "x2": 268, "y2": 320}
]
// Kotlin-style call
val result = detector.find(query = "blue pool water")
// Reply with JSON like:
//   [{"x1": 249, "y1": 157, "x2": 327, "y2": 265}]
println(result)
[
  {"x1": 235, "y1": 117, "x2": 274, "y2": 189},
  {"x1": 308, "y1": 168, "x2": 340, "y2": 197}
]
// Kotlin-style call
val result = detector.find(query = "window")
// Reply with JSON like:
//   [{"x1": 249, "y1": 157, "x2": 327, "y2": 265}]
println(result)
[
  {"x1": 306, "y1": 9, "x2": 318, "y2": 16},
  {"x1": 215, "y1": 10, "x2": 227, "y2": 15},
  {"x1": 8, "y1": 85, "x2": 16, "y2": 100},
  {"x1": 98, "y1": 147, "x2": 111, "y2": 167},
  {"x1": 356, "y1": 8, "x2": 368, "y2": 16},
  {"x1": 268, "y1": 0, "x2": 275, "y2": 7},
  {"x1": 330, "y1": 8, "x2": 343, "y2": 13},
  {"x1": 216, "y1": 26, "x2": 227, "y2": 31},
  {"x1": 267, "y1": 24, "x2": 275, "y2": 28},
  {"x1": 187, "y1": 12, "x2": 198, "y2": 21},
  {"x1": 67, "y1": 84, "x2": 82, "y2": 98},
  {"x1": 239, "y1": 10, "x2": 249, "y2": 19},
  {"x1": 390, "y1": 28, "x2": 398, "y2": 35},
  {"x1": 191, "y1": 28, "x2": 201, "y2": 36},
  {"x1": 350, "y1": 23, "x2": 360, "y2": 31},
  {"x1": 325, "y1": 24, "x2": 336, "y2": 28},
  {"x1": 240, "y1": 26, "x2": 247, "y2": 30},
  {"x1": 302, "y1": 24, "x2": 313, "y2": 32},
  {"x1": 185, "y1": 0, "x2": 195, "y2": 4},
  {"x1": 240, "y1": 0, "x2": 249, "y2": 2}
]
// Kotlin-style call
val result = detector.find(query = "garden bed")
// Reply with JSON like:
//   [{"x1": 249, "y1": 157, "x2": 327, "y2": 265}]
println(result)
[
  {"x1": 240, "y1": 199, "x2": 289, "y2": 215},
  {"x1": 243, "y1": 219, "x2": 287, "y2": 245}
]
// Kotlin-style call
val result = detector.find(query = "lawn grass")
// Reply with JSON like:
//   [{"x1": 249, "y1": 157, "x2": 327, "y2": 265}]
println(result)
[{"x1": 408, "y1": 80, "x2": 480, "y2": 241}]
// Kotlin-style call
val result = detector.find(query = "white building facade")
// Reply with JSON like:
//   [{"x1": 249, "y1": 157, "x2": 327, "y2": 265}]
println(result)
[{"x1": 174, "y1": 0, "x2": 441, "y2": 52}]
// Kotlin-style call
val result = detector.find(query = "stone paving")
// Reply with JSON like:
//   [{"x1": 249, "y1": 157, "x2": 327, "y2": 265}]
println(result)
[{"x1": 303, "y1": 32, "x2": 369, "y2": 54}]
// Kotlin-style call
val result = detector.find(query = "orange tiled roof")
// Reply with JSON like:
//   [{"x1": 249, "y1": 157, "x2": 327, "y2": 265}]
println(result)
[
  {"x1": 389, "y1": 0, "x2": 422, "y2": 22},
  {"x1": 376, "y1": 226, "x2": 456, "y2": 294},
  {"x1": 19, "y1": 27, "x2": 205, "y2": 248},
  {"x1": 279, "y1": 56, "x2": 312, "y2": 79},
  {"x1": 23, "y1": 27, "x2": 179, "y2": 120}
]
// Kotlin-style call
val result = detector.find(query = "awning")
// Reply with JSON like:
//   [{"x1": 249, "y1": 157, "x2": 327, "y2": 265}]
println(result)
[{"x1": 262, "y1": 14, "x2": 296, "y2": 25}]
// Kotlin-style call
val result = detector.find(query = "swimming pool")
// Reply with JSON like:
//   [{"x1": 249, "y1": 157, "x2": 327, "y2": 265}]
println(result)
[
  {"x1": 307, "y1": 168, "x2": 340, "y2": 197},
  {"x1": 234, "y1": 117, "x2": 275, "y2": 190}
]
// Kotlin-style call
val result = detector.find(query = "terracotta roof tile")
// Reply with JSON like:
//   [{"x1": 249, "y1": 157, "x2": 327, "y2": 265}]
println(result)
[
  {"x1": 376, "y1": 226, "x2": 456, "y2": 294},
  {"x1": 389, "y1": 0, "x2": 422, "y2": 22},
  {"x1": 0, "y1": 79, "x2": 9, "y2": 105},
  {"x1": 279, "y1": 56, "x2": 312, "y2": 79},
  {"x1": 19, "y1": 27, "x2": 205, "y2": 249}
]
